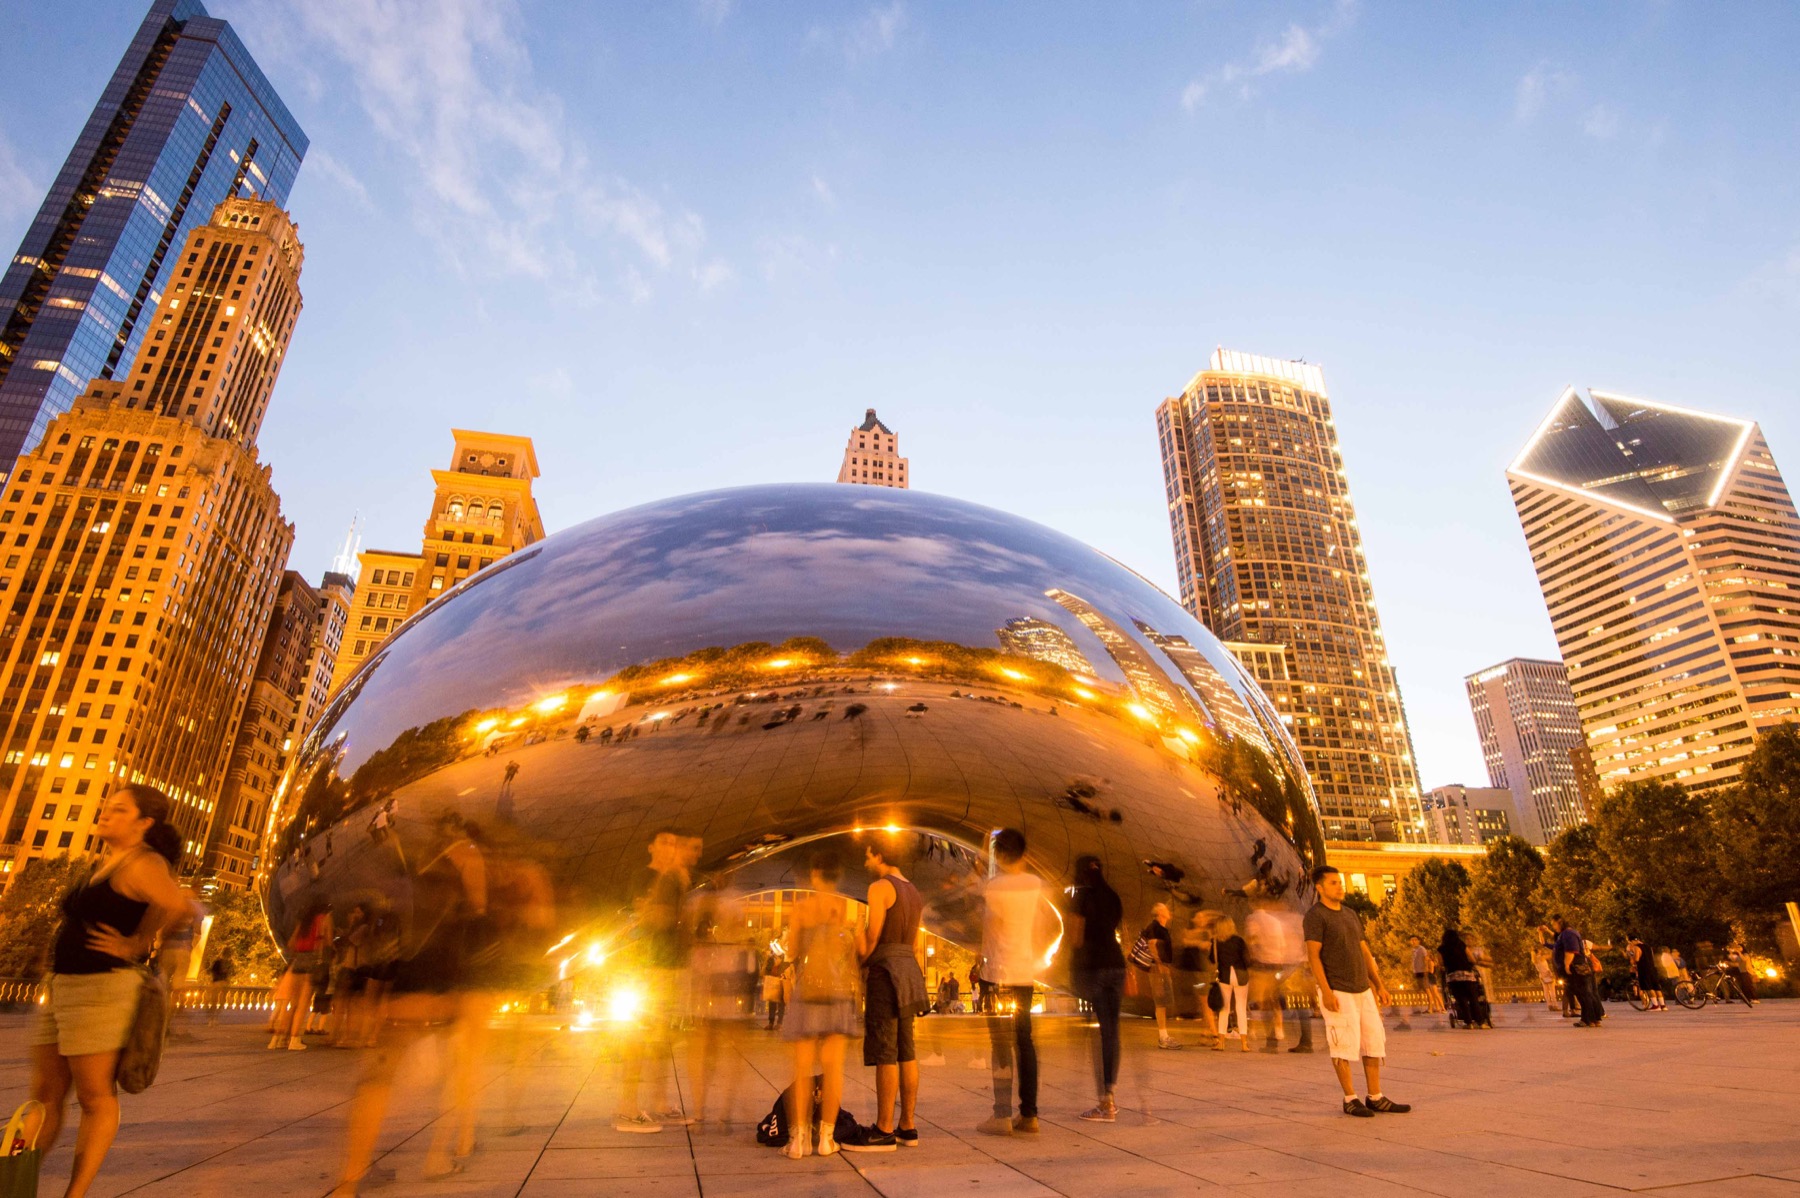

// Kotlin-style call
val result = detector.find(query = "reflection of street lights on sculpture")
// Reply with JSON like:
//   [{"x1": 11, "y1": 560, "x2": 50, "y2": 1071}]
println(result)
[{"x1": 269, "y1": 485, "x2": 1326, "y2": 973}]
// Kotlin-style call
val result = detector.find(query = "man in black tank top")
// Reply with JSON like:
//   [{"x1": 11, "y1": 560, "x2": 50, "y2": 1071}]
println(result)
[{"x1": 841, "y1": 839, "x2": 929, "y2": 1152}]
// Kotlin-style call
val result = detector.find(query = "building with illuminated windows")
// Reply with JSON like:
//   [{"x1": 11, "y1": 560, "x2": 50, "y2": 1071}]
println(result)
[
  {"x1": 0, "y1": 196, "x2": 301, "y2": 873},
  {"x1": 0, "y1": 0, "x2": 304, "y2": 471},
  {"x1": 1507, "y1": 388, "x2": 1800, "y2": 793},
  {"x1": 836, "y1": 408, "x2": 909, "y2": 488},
  {"x1": 329, "y1": 432, "x2": 543, "y2": 695},
  {"x1": 1420, "y1": 784, "x2": 1523, "y2": 846},
  {"x1": 201, "y1": 567, "x2": 351, "y2": 888},
  {"x1": 1464, "y1": 656, "x2": 1590, "y2": 843},
  {"x1": 1156, "y1": 349, "x2": 1423, "y2": 841}
]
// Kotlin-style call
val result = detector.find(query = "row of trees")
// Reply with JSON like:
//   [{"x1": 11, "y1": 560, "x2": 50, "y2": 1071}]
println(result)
[{"x1": 1362, "y1": 725, "x2": 1800, "y2": 983}]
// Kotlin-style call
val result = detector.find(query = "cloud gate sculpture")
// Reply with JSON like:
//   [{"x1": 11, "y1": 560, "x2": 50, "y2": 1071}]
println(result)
[{"x1": 265, "y1": 484, "x2": 1323, "y2": 984}]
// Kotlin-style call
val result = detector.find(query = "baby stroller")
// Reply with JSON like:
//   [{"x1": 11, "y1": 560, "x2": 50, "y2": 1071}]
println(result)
[{"x1": 1446, "y1": 972, "x2": 1494, "y2": 1030}]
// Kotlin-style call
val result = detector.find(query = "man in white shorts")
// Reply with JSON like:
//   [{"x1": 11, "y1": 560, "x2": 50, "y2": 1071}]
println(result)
[{"x1": 1302, "y1": 865, "x2": 1410, "y2": 1118}]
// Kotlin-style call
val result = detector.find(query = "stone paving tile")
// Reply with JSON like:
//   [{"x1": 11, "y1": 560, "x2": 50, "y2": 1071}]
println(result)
[
  {"x1": 1638, "y1": 1180, "x2": 1800, "y2": 1196},
  {"x1": 1374, "y1": 1164, "x2": 1626, "y2": 1197},
  {"x1": 844, "y1": 1161, "x2": 1056, "y2": 1198}
]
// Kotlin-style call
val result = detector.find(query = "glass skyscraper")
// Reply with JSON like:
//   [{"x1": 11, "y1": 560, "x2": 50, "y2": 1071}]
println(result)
[
  {"x1": 1508, "y1": 388, "x2": 1800, "y2": 793},
  {"x1": 1156, "y1": 349, "x2": 1424, "y2": 842},
  {"x1": 0, "y1": 0, "x2": 305, "y2": 469}
]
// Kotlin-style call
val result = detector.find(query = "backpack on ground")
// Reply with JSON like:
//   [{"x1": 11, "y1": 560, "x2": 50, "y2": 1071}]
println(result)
[{"x1": 755, "y1": 1077, "x2": 858, "y2": 1147}]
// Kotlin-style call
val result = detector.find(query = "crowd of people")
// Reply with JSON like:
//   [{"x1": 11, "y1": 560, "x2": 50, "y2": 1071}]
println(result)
[{"x1": 18, "y1": 805, "x2": 1427, "y2": 1193}]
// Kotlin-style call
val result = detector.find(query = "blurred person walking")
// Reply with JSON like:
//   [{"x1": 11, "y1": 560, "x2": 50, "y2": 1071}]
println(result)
[
  {"x1": 781, "y1": 850, "x2": 860, "y2": 1159},
  {"x1": 333, "y1": 811, "x2": 488, "y2": 1195},
  {"x1": 1247, "y1": 897, "x2": 1310, "y2": 1051},
  {"x1": 1724, "y1": 940, "x2": 1760, "y2": 1005},
  {"x1": 1408, "y1": 936, "x2": 1444, "y2": 1014},
  {"x1": 841, "y1": 838, "x2": 927, "y2": 1152},
  {"x1": 1551, "y1": 915, "x2": 1604, "y2": 1027},
  {"x1": 761, "y1": 946, "x2": 788, "y2": 1030},
  {"x1": 1211, "y1": 918, "x2": 1250, "y2": 1051},
  {"x1": 204, "y1": 952, "x2": 233, "y2": 1027},
  {"x1": 28, "y1": 785, "x2": 189, "y2": 1198},
  {"x1": 155, "y1": 885, "x2": 204, "y2": 1038},
  {"x1": 1185, "y1": 911, "x2": 1223, "y2": 1046},
  {"x1": 1064, "y1": 855, "x2": 1124, "y2": 1122},
  {"x1": 1304, "y1": 866, "x2": 1409, "y2": 1117},
  {"x1": 614, "y1": 830, "x2": 699, "y2": 1133},
  {"x1": 269, "y1": 903, "x2": 331, "y2": 1051},
  {"x1": 977, "y1": 828, "x2": 1050, "y2": 1136}
]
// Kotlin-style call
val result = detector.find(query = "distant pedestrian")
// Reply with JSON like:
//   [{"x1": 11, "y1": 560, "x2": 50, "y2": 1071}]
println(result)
[
  {"x1": 1436, "y1": 929, "x2": 1481, "y2": 1027},
  {"x1": 1550, "y1": 915, "x2": 1603, "y2": 1027},
  {"x1": 762, "y1": 948, "x2": 788, "y2": 1030},
  {"x1": 977, "y1": 828, "x2": 1050, "y2": 1137},
  {"x1": 1304, "y1": 866, "x2": 1409, "y2": 1117},
  {"x1": 1408, "y1": 935, "x2": 1444, "y2": 1014},
  {"x1": 1137, "y1": 903, "x2": 1181, "y2": 1049},
  {"x1": 1065, "y1": 855, "x2": 1124, "y2": 1122},
  {"x1": 1211, "y1": 917, "x2": 1250, "y2": 1051},
  {"x1": 1627, "y1": 936, "x2": 1665, "y2": 1011},
  {"x1": 1724, "y1": 941, "x2": 1759, "y2": 1004}
]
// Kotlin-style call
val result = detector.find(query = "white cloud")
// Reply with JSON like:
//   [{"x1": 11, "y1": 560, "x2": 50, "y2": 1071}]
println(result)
[
  {"x1": 1514, "y1": 62, "x2": 1576, "y2": 123},
  {"x1": 696, "y1": 0, "x2": 733, "y2": 28},
  {"x1": 1181, "y1": 1, "x2": 1351, "y2": 112},
  {"x1": 756, "y1": 232, "x2": 839, "y2": 284},
  {"x1": 1581, "y1": 104, "x2": 1620, "y2": 140},
  {"x1": 693, "y1": 259, "x2": 734, "y2": 293},
  {"x1": 809, "y1": 2, "x2": 906, "y2": 63},
  {"x1": 811, "y1": 175, "x2": 837, "y2": 208},
  {"x1": 0, "y1": 127, "x2": 40, "y2": 224},
  {"x1": 236, "y1": 0, "x2": 715, "y2": 300},
  {"x1": 305, "y1": 146, "x2": 372, "y2": 208}
]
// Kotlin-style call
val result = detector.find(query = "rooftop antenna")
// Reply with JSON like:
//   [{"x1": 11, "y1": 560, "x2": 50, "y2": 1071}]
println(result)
[{"x1": 331, "y1": 513, "x2": 363, "y2": 576}]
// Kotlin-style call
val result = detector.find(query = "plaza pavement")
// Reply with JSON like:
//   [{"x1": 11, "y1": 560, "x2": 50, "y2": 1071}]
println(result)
[{"x1": 3, "y1": 999, "x2": 1798, "y2": 1197}]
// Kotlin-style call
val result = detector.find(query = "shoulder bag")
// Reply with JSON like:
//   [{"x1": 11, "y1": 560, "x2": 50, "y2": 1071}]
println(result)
[
  {"x1": 0, "y1": 1100, "x2": 44, "y2": 1198},
  {"x1": 116, "y1": 965, "x2": 171, "y2": 1094}
]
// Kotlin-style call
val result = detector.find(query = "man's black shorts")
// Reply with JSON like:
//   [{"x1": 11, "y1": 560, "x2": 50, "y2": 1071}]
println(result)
[{"x1": 863, "y1": 966, "x2": 916, "y2": 1066}]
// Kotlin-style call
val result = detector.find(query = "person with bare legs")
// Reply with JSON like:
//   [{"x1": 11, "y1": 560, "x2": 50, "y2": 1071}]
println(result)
[
  {"x1": 29, "y1": 785, "x2": 190, "y2": 1198},
  {"x1": 841, "y1": 836, "x2": 928, "y2": 1152},
  {"x1": 1304, "y1": 865, "x2": 1409, "y2": 1118},
  {"x1": 270, "y1": 902, "x2": 331, "y2": 1051},
  {"x1": 781, "y1": 850, "x2": 859, "y2": 1158},
  {"x1": 613, "y1": 830, "x2": 700, "y2": 1133}
]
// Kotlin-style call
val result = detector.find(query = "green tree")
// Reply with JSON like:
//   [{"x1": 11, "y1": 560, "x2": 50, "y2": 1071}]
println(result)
[
  {"x1": 1460, "y1": 836, "x2": 1544, "y2": 981},
  {"x1": 1536, "y1": 823, "x2": 1608, "y2": 937},
  {"x1": 0, "y1": 855, "x2": 84, "y2": 977},
  {"x1": 1366, "y1": 857, "x2": 1469, "y2": 978},
  {"x1": 201, "y1": 887, "x2": 284, "y2": 986},
  {"x1": 1709, "y1": 723, "x2": 1800, "y2": 947},
  {"x1": 1591, "y1": 779, "x2": 1728, "y2": 952}
]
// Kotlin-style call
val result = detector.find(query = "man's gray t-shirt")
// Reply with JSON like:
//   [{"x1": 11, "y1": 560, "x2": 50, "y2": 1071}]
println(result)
[{"x1": 1303, "y1": 902, "x2": 1370, "y2": 994}]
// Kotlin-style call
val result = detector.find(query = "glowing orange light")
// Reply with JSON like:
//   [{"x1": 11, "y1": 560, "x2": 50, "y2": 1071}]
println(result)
[
  {"x1": 535, "y1": 694, "x2": 567, "y2": 714},
  {"x1": 1126, "y1": 702, "x2": 1156, "y2": 722},
  {"x1": 662, "y1": 672, "x2": 694, "y2": 685}
]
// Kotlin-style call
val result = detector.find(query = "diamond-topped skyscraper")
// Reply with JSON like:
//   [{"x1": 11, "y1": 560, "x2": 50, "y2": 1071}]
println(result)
[
  {"x1": 1156, "y1": 349, "x2": 1423, "y2": 841},
  {"x1": 1507, "y1": 388, "x2": 1800, "y2": 794},
  {"x1": 0, "y1": 0, "x2": 305, "y2": 469}
]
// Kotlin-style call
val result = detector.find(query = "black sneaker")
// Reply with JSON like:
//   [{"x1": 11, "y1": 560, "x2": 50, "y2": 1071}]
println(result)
[
  {"x1": 1343, "y1": 1098, "x2": 1374, "y2": 1118},
  {"x1": 897, "y1": 1127, "x2": 919, "y2": 1148},
  {"x1": 840, "y1": 1124, "x2": 898, "y2": 1153},
  {"x1": 1365, "y1": 1096, "x2": 1411, "y2": 1114}
]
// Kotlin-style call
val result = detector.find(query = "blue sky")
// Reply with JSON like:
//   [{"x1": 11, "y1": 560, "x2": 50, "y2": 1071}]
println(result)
[{"x1": 2, "y1": 1, "x2": 1797, "y2": 788}]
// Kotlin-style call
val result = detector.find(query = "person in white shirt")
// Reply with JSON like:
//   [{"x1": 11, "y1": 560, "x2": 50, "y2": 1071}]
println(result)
[{"x1": 977, "y1": 828, "x2": 1050, "y2": 1137}]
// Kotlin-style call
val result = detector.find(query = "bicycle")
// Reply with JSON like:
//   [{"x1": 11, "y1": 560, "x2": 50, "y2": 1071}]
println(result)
[{"x1": 1672, "y1": 965, "x2": 1753, "y2": 1010}]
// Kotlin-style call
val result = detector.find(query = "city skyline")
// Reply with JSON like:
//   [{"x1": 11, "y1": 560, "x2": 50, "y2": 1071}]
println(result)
[{"x1": 4, "y1": 2, "x2": 1799, "y2": 790}]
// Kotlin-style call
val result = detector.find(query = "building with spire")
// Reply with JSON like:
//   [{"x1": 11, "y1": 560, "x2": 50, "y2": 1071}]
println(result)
[
  {"x1": 1156, "y1": 348, "x2": 1422, "y2": 841},
  {"x1": 0, "y1": 195, "x2": 302, "y2": 873},
  {"x1": 1507, "y1": 388, "x2": 1800, "y2": 794},
  {"x1": 329, "y1": 431, "x2": 544, "y2": 695},
  {"x1": 836, "y1": 408, "x2": 909, "y2": 488},
  {"x1": 0, "y1": 0, "x2": 305, "y2": 471}
]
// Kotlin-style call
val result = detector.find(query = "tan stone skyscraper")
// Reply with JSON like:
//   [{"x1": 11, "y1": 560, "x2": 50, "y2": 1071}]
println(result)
[
  {"x1": 0, "y1": 197, "x2": 301, "y2": 871},
  {"x1": 1156, "y1": 348, "x2": 1422, "y2": 841},
  {"x1": 836, "y1": 408, "x2": 909, "y2": 488},
  {"x1": 330, "y1": 431, "x2": 543, "y2": 694},
  {"x1": 1508, "y1": 388, "x2": 1800, "y2": 794}
]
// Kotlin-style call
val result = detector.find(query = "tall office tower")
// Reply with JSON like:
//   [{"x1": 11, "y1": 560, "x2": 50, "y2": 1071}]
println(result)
[
  {"x1": 1420, "y1": 784, "x2": 1524, "y2": 846},
  {"x1": 1156, "y1": 348, "x2": 1422, "y2": 841},
  {"x1": 1464, "y1": 657, "x2": 1590, "y2": 843},
  {"x1": 995, "y1": 616, "x2": 1095, "y2": 676},
  {"x1": 836, "y1": 408, "x2": 909, "y2": 488},
  {"x1": 329, "y1": 433, "x2": 544, "y2": 694},
  {"x1": 0, "y1": 196, "x2": 301, "y2": 871},
  {"x1": 0, "y1": 0, "x2": 305, "y2": 469},
  {"x1": 1507, "y1": 388, "x2": 1800, "y2": 793}
]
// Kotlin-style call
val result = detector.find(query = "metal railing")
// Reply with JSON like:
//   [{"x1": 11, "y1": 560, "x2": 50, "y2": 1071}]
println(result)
[{"x1": 0, "y1": 977, "x2": 276, "y2": 1011}]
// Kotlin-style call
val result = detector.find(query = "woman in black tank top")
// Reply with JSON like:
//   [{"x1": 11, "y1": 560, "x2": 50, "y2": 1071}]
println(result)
[{"x1": 28, "y1": 783, "x2": 187, "y2": 1198}]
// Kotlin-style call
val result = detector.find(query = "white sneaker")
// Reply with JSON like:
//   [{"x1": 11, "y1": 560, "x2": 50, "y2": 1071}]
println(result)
[
  {"x1": 816, "y1": 1127, "x2": 839, "y2": 1156},
  {"x1": 612, "y1": 1112, "x2": 664, "y2": 1134},
  {"x1": 782, "y1": 1128, "x2": 811, "y2": 1159}
]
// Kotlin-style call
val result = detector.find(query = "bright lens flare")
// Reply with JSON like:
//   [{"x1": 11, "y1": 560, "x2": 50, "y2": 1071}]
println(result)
[
  {"x1": 765, "y1": 658, "x2": 794, "y2": 669},
  {"x1": 1126, "y1": 702, "x2": 1155, "y2": 722},
  {"x1": 998, "y1": 667, "x2": 1027, "y2": 681},
  {"x1": 1176, "y1": 727, "x2": 1200, "y2": 744},
  {"x1": 473, "y1": 717, "x2": 499, "y2": 733},
  {"x1": 1072, "y1": 687, "x2": 1095, "y2": 701},
  {"x1": 535, "y1": 695, "x2": 567, "y2": 714},
  {"x1": 607, "y1": 986, "x2": 645, "y2": 1023},
  {"x1": 662, "y1": 672, "x2": 694, "y2": 686}
]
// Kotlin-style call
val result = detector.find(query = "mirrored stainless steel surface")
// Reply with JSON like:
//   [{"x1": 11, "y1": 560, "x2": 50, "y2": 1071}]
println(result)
[{"x1": 265, "y1": 484, "x2": 1323, "y2": 972}]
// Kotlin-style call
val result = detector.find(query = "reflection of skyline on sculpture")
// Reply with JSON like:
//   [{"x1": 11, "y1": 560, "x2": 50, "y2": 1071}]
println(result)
[{"x1": 268, "y1": 486, "x2": 1323, "y2": 965}]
